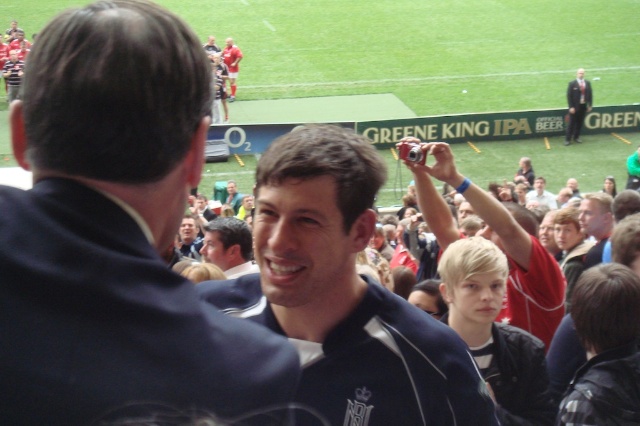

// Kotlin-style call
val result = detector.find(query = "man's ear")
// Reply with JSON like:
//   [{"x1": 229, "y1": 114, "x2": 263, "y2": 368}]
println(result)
[
  {"x1": 184, "y1": 116, "x2": 210, "y2": 189},
  {"x1": 350, "y1": 209, "x2": 377, "y2": 252},
  {"x1": 9, "y1": 101, "x2": 30, "y2": 171},
  {"x1": 227, "y1": 243, "x2": 241, "y2": 260}
]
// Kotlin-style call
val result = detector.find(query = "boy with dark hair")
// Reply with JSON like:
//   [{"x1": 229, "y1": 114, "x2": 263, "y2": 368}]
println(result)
[
  {"x1": 556, "y1": 264, "x2": 640, "y2": 425},
  {"x1": 611, "y1": 212, "x2": 640, "y2": 275}
]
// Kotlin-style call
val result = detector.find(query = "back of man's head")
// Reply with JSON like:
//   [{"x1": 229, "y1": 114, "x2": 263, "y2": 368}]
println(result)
[
  {"x1": 613, "y1": 190, "x2": 640, "y2": 222},
  {"x1": 459, "y1": 215, "x2": 483, "y2": 236},
  {"x1": 382, "y1": 223, "x2": 396, "y2": 241},
  {"x1": 21, "y1": 0, "x2": 211, "y2": 183},
  {"x1": 557, "y1": 187, "x2": 573, "y2": 201},
  {"x1": 503, "y1": 201, "x2": 539, "y2": 236},
  {"x1": 611, "y1": 213, "x2": 640, "y2": 272},
  {"x1": 372, "y1": 225, "x2": 386, "y2": 240},
  {"x1": 255, "y1": 124, "x2": 388, "y2": 234},
  {"x1": 571, "y1": 263, "x2": 640, "y2": 355},
  {"x1": 204, "y1": 217, "x2": 253, "y2": 262}
]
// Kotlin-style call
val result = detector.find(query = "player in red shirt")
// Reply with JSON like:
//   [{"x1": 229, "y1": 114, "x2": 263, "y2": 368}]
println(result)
[
  {"x1": 222, "y1": 37, "x2": 243, "y2": 101},
  {"x1": 9, "y1": 30, "x2": 31, "y2": 51},
  {"x1": 0, "y1": 42, "x2": 9, "y2": 68},
  {"x1": 0, "y1": 42, "x2": 9, "y2": 94},
  {"x1": 16, "y1": 41, "x2": 30, "y2": 61}
]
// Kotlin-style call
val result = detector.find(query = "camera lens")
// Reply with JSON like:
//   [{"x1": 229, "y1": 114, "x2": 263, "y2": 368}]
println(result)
[{"x1": 408, "y1": 147, "x2": 422, "y2": 162}]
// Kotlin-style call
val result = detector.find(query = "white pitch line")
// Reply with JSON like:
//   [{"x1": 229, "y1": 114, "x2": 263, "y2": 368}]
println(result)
[
  {"x1": 604, "y1": 32, "x2": 640, "y2": 38},
  {"x1": 263, "y1": 20, "x2": 276, "y2": 32},
  {"x1": 240, "y1": 0, "x2": 249, "y2": 5},
  {"x1": 243, "y1": 65, "x2": 640, "y2": 90}
]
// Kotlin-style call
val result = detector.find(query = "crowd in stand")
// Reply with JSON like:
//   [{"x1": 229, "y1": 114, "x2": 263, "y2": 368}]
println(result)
[
  {"x1": 4, "y1": 3, "x2": 640, "y2": 424},
  {"x1": 169, "y1": 139, "x2": 640, "y2": 424}
]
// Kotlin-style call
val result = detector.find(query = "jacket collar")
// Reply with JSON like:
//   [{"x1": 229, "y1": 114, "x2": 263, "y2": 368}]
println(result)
[{"x1": 571, "y1": 341, "x2": 639, "y2": 386}]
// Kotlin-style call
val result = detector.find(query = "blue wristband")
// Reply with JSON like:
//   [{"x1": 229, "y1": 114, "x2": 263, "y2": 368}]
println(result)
[{"x1": 455, "y1": 177, "x2": 471, "y2": 194}]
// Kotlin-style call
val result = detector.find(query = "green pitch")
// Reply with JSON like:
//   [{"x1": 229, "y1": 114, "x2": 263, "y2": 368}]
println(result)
[
  {"x1": 4, "y1": 0, "x2": 639, "y2": 114},
  {"x1": 1, "y1": 0, "x2": 639, "y2": 207}
]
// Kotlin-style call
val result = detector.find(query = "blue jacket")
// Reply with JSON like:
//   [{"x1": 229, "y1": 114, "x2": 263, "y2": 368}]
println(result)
[
  {"x1": 199, "y1": 274, "x2": 499, "y2": 425},
  {"x1": 0, "y1": 179, "x2": 300, "y2": 425}
]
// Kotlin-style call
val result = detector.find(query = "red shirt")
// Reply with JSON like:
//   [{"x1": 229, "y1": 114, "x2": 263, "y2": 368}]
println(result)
[
  {"x1": 9, "y1": 39, "x2": 31, "y2": 51},
  {"x1": 223, "y1": 45, "x2": 243, "y2": 73},
  {"x1": 16, "y1": 48, "x2": 29, "y2": 62},
  {"x1": 0, "y1": 44, "x2": 9, "y2": 69},
  {"x1": 496, "y1": 235, "x2": 566, "y2": 350}
]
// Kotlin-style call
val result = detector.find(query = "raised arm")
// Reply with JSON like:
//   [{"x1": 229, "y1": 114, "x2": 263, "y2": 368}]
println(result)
[
  {"x1": 399, "y1": 138, "x2": 460, "y2": 251},
  {"x1": 404, "y1": 141, "x2": 532, "y2": 269}
]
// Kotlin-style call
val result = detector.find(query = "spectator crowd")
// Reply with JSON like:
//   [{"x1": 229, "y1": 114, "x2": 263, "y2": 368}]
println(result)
[
  {"x1": 3, "y1": 4, "x2": 640, "y2": 425},
  {"x1": 170, "y1": 136, "x2": 640, "y2": 425}
]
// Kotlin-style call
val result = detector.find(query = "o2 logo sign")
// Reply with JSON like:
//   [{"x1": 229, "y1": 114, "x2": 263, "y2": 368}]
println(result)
[{"x1": 223, "y1": 127, "x2": 252, "y2": 152}]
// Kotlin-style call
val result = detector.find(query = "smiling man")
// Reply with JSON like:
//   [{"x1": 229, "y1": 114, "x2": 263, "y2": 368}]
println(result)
[
  {"x1": 177, "y1": 214, "x2": 203, "y2": 260},
  {"x1": 198, "y1": 124, "x2": 498, "y2": 425}
]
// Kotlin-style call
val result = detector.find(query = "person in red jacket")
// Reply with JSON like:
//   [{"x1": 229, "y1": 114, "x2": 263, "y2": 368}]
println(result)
[
  {"x1": 223, "y1": 37, "x2": 243, "y2": 101},
  {"x1": 400, "y1": 138, "x2": 566, "y2": 350}
]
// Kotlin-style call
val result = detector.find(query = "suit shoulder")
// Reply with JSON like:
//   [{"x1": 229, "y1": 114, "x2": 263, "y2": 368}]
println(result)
[{"x1": 197, "y1": 274, "x2": 263, "y2": 310}]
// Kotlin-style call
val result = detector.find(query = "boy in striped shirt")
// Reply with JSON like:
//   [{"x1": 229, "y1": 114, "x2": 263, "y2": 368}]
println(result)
[{"x1": 438, "y1": 237, "x2": 556, "y2": 425}]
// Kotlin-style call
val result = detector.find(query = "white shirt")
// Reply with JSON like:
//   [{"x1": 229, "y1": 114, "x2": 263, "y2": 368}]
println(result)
[
  {"x1": 526, "y1": 190, "x2": 558, "y2": 209},
  {"x1": 225, "y1": 261, "x2": 260, "y2": 279}
]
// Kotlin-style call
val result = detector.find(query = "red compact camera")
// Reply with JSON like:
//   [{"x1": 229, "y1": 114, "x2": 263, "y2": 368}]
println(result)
[{"x1": 398, "y1": 142, "x2": 426, "y2": 165}]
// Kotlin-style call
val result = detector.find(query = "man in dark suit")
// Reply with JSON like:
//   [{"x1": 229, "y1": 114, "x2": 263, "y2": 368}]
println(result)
[
  {"x1": 565, "y1": 68, "x2": 593, "y2": 146},
  {"x1": 0, "y1": 1, "x2": 300, "y2": 424}
]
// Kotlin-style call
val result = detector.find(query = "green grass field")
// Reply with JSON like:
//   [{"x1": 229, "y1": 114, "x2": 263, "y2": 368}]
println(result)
[
  {"x1": 3, "y1": 0, "x2": 640, "y2": 114},
  {"x1": 195, "y1": 134, "x2": 638, "y2": 209},
  {"x1": 1, "y1": 0, "x2": 639, "y2": 207}
]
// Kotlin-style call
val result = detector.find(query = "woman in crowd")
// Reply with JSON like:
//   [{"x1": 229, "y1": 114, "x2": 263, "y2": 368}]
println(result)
[{"x1": 602, "y1": 176, "x2": 617, "y2": 198}]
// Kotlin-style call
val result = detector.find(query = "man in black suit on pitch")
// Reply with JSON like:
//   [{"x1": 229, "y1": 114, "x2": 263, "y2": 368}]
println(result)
[
  {"x1": 565, "y1": 68, "x2": 593, "y2": 146},
  {"x1": 0, "y1": 1, "x2": 300, "y2": 424}
]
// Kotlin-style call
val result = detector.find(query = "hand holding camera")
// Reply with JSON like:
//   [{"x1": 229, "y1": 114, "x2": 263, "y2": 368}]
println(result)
[
  {"x1": 397, "y1": 139, "x2": 462, "y2": 187},
  {"x1": 397, "y1": 141, "x2": 426, "y2": 165}
]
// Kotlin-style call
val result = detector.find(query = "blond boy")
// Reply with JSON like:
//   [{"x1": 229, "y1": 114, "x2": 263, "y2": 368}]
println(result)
[{"x1": 438, "y1": 237, "x2": 555, "y2": 425}]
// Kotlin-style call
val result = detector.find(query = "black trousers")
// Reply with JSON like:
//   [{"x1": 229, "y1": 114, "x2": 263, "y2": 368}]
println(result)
[{"x1": 566, "y1": 104, "x2": 587, "y2": 140}]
